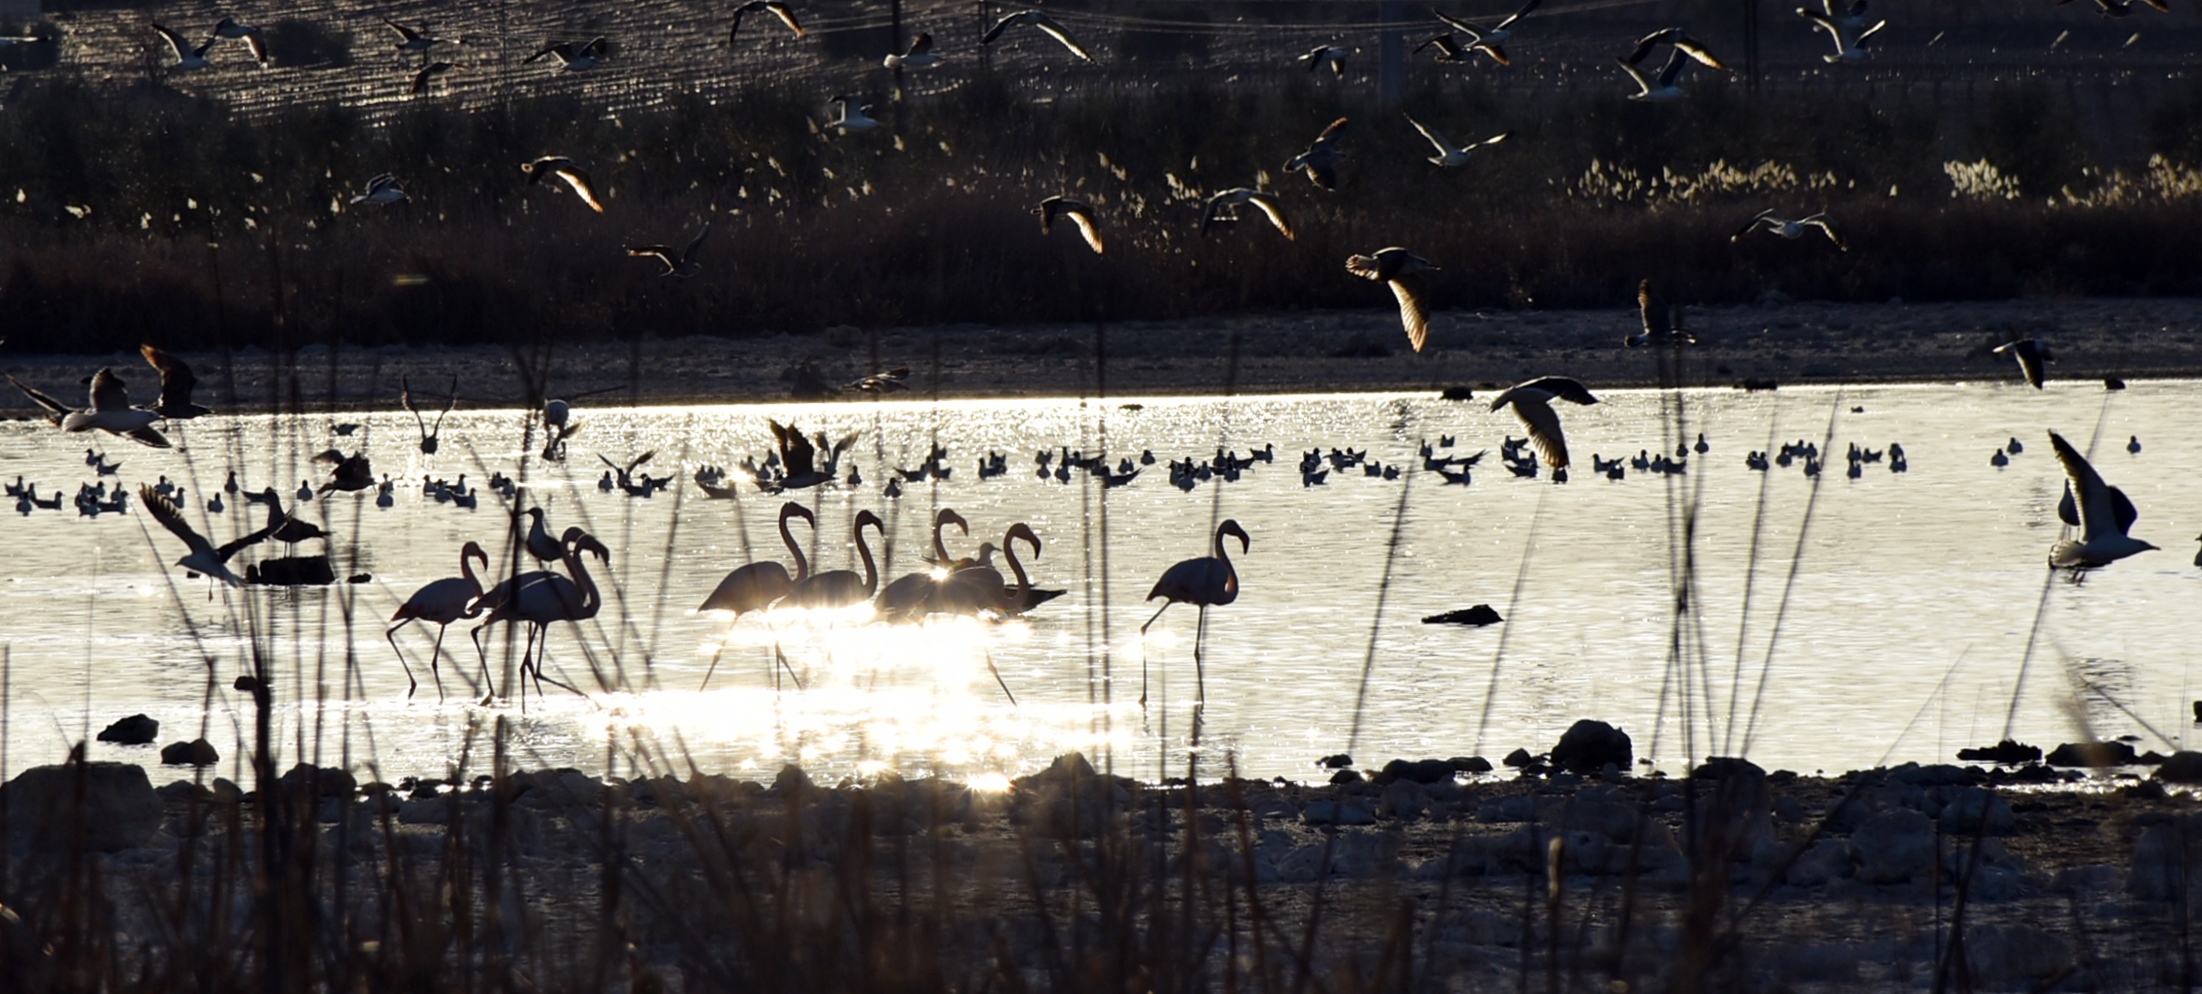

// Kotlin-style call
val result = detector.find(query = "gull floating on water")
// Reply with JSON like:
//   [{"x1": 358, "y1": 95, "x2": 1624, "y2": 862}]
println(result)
[
  {"x1": 521, "y1": 156, "x2": 607, "y2": 213},
  {"x1": 1284, "y1": 118, "x2": 1350, "y2": 190},
  {"x1": 1345, "y1": 247, "x2": 1437, "y2": 352},
  {"x1": 1993, "y1": 338, "x2": 2051, "y2": 389},
  {"x1": 1034, "y1": 196, "x2": 1104, "y2": 254},
  {"x1": 2047, "y1": 430, "x2": 2156, "y2": 570},
  {"x1": 1489, "y1": 376, "x2": 1598, "y2": 482},
  {"x1": 1733, "y1": 208, "x2": 1847, "y2": 250},
  {"x1": 1405, "y1": 114, "x2": 1507, "y2": 167},
  {"x1": 1200, "y1": 187, "x2": 1294, "y2": 239},
  {"x1": 982, "y1": 10, "x2": 1093, "y2": 62}
]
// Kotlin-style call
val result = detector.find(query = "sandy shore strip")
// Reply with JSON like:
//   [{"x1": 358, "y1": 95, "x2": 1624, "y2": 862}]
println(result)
[{"x1": 4, "y1": 297, "x2": 2200, "y2": 415}]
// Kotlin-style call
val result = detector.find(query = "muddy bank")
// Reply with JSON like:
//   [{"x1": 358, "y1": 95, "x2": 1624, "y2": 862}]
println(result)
[
  {"x1": 11, "y1": 740, "x2": 2202, "y2": 992},
  {"x1": 4, "y1": 297, "x2": 2200, "y2": 417}
]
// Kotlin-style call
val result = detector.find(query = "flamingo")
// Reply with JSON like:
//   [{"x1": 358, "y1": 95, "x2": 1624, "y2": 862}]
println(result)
[
  {"x1": 785, "y1": 510, "x2": 885, "y2": 609},
  {"x1": 1141, "y1": 519, "x2": 1250, "y2": 705},
  {"x1": 471, "y1": 527, "x2": 611, "y2": 702},
  {"x1": 697, "y1": 502, "x2": 816, "y2": 689},
  {"x1": 875, "y1": 508, "x2": 968, "y2": 623},
  {"x1": 386, "y1": 542, "x2": 490, "y2": 701},
  {"x1": 997, "y1": 523, "x2": 1065, "y2": 616}
]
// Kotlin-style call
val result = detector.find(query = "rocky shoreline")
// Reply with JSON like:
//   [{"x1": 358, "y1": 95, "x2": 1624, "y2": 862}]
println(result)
[
  {"x1": 3, "y1": 297, "x2": 2201, "y2": 416},
  {"x1": 12, "y1": 718, "x2": 2202, "y2": 991}
]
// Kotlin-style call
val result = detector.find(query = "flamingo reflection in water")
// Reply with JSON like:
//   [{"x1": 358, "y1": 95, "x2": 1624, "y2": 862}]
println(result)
[
  {"x1": 697, "y1": 502, "x2": 815, "y2": 690},
  {"x1": 1141, "y1": 519, "x2": 1250, "y2": 706}
]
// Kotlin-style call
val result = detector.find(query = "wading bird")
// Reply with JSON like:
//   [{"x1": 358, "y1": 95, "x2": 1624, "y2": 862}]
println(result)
[
  {"x1": 1733, "y1": 209, "x2": 1847, "y2": 250},
  {"x1": 628, "y1": 222, "x2": 711, "y2": 277},
  {"x1": 542, "y1": 398, "x2": 578, "y2": 459},
  {"x1": 729, "y1": 0, "x2": 806, "y2": 43},
  {"x1": 1489, "y1": 376, "x2": 1599, "y2": 482},
  {"x1": 1993, "y1": 338, "x2": 2051, "y2": 390},
  {"x1": 1034, "y1": 196, "x2": 1104, "y2": 254},
  {"x1": 997, "y1": 522, "x2": 1064, "y2": 616},
  {"x1": 1142, "y1": 519, "x2": 1250, "y2": 705},
  {"x1": 1405, "y1": 114, "x2": 1507, "y2": 167},
  {"x1": 2047, "y1": 431, "x2": 2156, "y2": 572},
  {"x1": 785, "y1": 510, "x2": 886, "y2": 609},
  {"x1": 1345, "y1": 247, "x2": 1436, "y2": 352},
  {"x1": 472, "y1": 527, "x2": 610, "y2": 701},
  {"x1": 6, "y1": 369, "x2": 171, "y2": 447},
  {"x1": 875, "y1": 509, "x2": 968, "y2": 623},
  {"x1": 386, "y1": 542, "x2": 489, "y2": 700},
  {"x1": 521, "y1": 156, "x2": 607, "y2": 213},
  {"x1": 1200, "y1": 187, "x2": 1295, "y2": 239},
  {"x1": 698, "y1": 502, "x2": 815, "y2": 689},
  {"x1": 400, "y1": 374, "x2": 457, "y2": 453},
  {"x1": 139, "y1": 345, "x2": 213, "y2": 420},
  {"x1": 981, "y1": 9, "x2": 1093, "y2": 62},
  {"x1": 142, "y1": 484, "x2": 279, "y2": 587}
]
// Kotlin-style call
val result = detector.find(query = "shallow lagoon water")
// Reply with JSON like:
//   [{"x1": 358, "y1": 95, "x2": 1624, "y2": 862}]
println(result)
[{"x1": 0, "y1": 380, "x2": 2195, "y2": 785}]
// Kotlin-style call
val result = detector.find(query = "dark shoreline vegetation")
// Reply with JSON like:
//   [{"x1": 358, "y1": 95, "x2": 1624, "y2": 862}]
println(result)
[{"x1": 3, "y1": 72, "x2": 2202, "y2": 354}]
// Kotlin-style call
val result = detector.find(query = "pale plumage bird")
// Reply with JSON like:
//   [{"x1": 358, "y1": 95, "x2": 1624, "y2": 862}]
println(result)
[
  {"x1": 386, "y1": 542, "x2": 490, "y2": 700},
  {"x1": 1405, "y1": 114, "x2": 1507, "y2": 167},
  {"x1": 882, "y1": 31, "x2": 940, "y2": 69},
  {"x1": 1733, "y1": 209, "x2": 1847, "y2": 250},
  {"x1": 981, "y1": 10, "x2": 1094, "y2": 62},
  {"x1": 1625, "y1": 279, "x2": 1697, "y2": 347},
  {"x1": 383, "y1": 19, "x2": 442, "y2": 58},
  {"x1": 1345, "y1": 247, "x2": 1437, "y2": 352},
  {"x1": 1433, "y1": 0, "x2": 1541, "y2": 54},
  {"x1": 1617, "y1": 29, "x2": 1727, "y2": 102},
  {"x1": 151, "y1": 23, "x2": 217, "y2": 71},
  {"x1": 521, "y1": 156, "x2": 607, "y2": 213},
  {"x1": 142, "y1": 484, "x2": 279, "y2": 586},
  {"x1": 729, "y1": 0, "x2": 806, "y2": 44},
  {"x1": 2047, "y1": 430, "x2": 2156, "y2": 571},
  {"x1": 1993, "y1": 338, "x2": 2052, "y2": 389},
  {"x1": 827, "y1": 93, "x2": 880, "y2": 132},
  {"x1": 1488, "y1": 376, "x2": 1598, "y2": 481},
  {"x1": 1200, "y1": 187, "x2": 1295, "y2": 239},
  {"x1": 1797, "y1": 8, "x2": 1886, "y2": 63},
  {"x1": 1141, "y1": 519, "x2": 1250, "y2": 705},
  {"x1": 628, "y1": 222, "x2": 711, "y2": 277},
  {"x1": 7, "y1": 369, "x2": 170, "y2": 447},
  {"x1": 1298, "y1": 44, "x2": 1347, "y2": 76},
  {"x1": 139, "y1": 344, "x2": 213, "y2": 419},
  {"x1": 1034, "y1": 196, "x2": 1104, "y2": 254},
  {"x1": 1283, "y1": 117, "x2": 1350, "y2": 190},
  {"x1": 526, "y1": 37, "x2": 608, "y2": 72},
  {"x1": 349, "y1": 173, "x2": 409, "y2": 206},
  {"x1": 212, "y1": 17, "x2": 268, "y2": 65}
]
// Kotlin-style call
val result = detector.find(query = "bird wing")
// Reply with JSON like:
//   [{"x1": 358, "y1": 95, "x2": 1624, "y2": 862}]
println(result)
[
  {"x1": 1656, "y1": 46, "x2": 1690, "y2": 86},
  {"x1": 1389, "y1": 274, "x2": 1431, "y2": 352},
  {"x1": 523, "y1": 156, "x2": 564, "y2": 184},
  {"x1": 524, "y1": 41, "x2": 566, "y2": 63},
  {"x1": 142, "y1": 484, "x2": 217, "y2": 558},
  {"x1": 1622, "y1": 28, "x2": 1673, "y2": 65},
  {"x1": 781, "y1": 423, "x2": 817, "y2": 476},
  {"x1": 1199, "y1": 191, "x2": 1232, "y2": 234},
  {"x1": 554, "y1": 165, "x2": 607, "y2": 212},
  {"x1": 87, "y1": 368, "x2": 129, "y2": 411},
  {"x1": 908, "y1": 32, "x2": 934, "y2": 55},
  {"x1": 1311, "y1": 116, "x2": 1350, "y2": 149},
  {"x1": 385, "y1": 18, "x2": 421, "y2": 42},
  {"x1": 1796, "y1": 8, "x2": 1838, "y2": 33},
  {"x1": 2006, "y1": 344, "x2": 2045, "y2": 389},
  {"x1": 1804, "y1": 216, "x2": 1846, "y2": 250},
  {"x1": 1637, "y1": 279, "x2": 1674, "y2": 335},
  {"x1": 1495, "y1": 0, "x2": 1542, "y2": 29},
  {"x1": 1855, "y1": 19, "x2": 1887, "y2": 45},
  {"x1": 626, "y1": 449, "x2": 655, "y2": 475},
  {"x1": 1405, "y1": 114, "x2": 1453, "y2": 156},
  {"x1": 981, "y1": 10, "x2": 1025, "y2": 44},
  {"x1": 1414, "y1": 34, "x2": 1460, "y2": 59},
  {"x1": 1433, "y1": 10, "x2": 1483, "y2": 40},
  {"x1": 141, "y1": 344, "x2": 199, "y2": 412},
  {"x1": 2049, "y1": 431, "x2": 2124, "y2": 540},
  {"x1": 1673, "y1": 37, "x2": 1727, "y2": 69},
  {"x1": 399, "y1": 374, "x2": 428, "y2": 435},
  {"x1": 1731, "y1": 208, "x2": 1776, "y2": 242},
  {"x1": 243, "y1": 30, "x2": 268, "y2": 64},
  {"x1": 1476, "y1": 40, "x2": 1510, "y2": 64},
  {"x1": 1474, "y1": 132, "x2": 1509, "y2": 149},
  {"x1": 626, "y1": 247, "x2": 675, "y2": 273},
  {"x1": 765, "y1": 3, "x2": 806, "y2": 37},
  {"x1": 1034, "y1": 17, "x2": 1095, "y2": 62},
  {"x1": 1520, "y1": 375, "x2": 1598, "y2": 406},
  {"x1": 1614, "y1": 57, "x2": 1654, "y2": 93},
  {"x1": 151, "y1": 23, "x2": 192, "y2": 60},
  {"x1": 214, "y1": 503, "x2": 284, "y2": 561},
  {"x1": 7, "y1": 373, "x2": 75, "y2": 424},
  {"x1": 410, "y1": 64, "x2": 451, "y2": 94},
  {"x1": 1507, "y1": 395, "x2": 1571, "y2": 469},
  {"x1": 1245, "y1": 193, "x2": 1294, "y2": 238},
  {"x1": 1302, "y1": 161, "x2": 1338, "y2": 190},
  {"x1": 681, "y1": 222, "x2": 712, "y2": 265},
  {"x1": 1065, "y1": 206, "x2": 1105, "y2": 254}
]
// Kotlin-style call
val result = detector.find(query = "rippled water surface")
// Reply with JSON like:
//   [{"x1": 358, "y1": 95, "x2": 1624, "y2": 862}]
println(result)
[{"x1": 1, "y1": 381, "x2": 2196, "y2": 784}]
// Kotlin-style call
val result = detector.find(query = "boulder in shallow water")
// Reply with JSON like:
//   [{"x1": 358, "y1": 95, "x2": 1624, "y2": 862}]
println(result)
[
  {"x1": 2045, "y1": 740, "x2": 2138, "y2": 768},
  {"x1": 2, "y1": 761, "x2": 162, "y2": 852},
  {"x1": 1549, "y1": 720, "x2": 1631, "y2": 773},
  {"x1": 1852, "y1": 809, "x2": 1936, "y2": 884},
  {"x1": 2154, "y1": 751, "x2": 2202, "y2": 784},
  {"x1": 1422, "y1": 605, "x2": 1503, "y2": 626},
  {"x1": 160, "y1": 739, "x2": 219, "y2": 766},
  {"x1": 96, "y1": 714, "x2": 159, "y2": 745}
]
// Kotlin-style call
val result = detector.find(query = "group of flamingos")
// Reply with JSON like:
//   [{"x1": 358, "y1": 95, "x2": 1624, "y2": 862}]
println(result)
[{"x1": 385, "y1": 496, "x2": 1253, "y2": 708}]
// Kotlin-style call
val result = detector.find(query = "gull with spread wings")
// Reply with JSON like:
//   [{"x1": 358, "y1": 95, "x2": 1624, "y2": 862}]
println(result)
[
  {"x1": 143, "y1": 484, "x2": 280, "y2": 586},
  {"x1": 1405, "y1": 114, "x2": 1507, "y2": 167},
  {"x1": 1345, "y1": 247, "x2": 1437, "y2": 352},
  {"x1": 521, "y1": 156, "x2": 607, "y2": 213},
  {"x1": 628, "y1": 222, "x2": 711, "y2": 277},
  {"x1": 1034, "y1": 196, "x2": 1104, "y2": 254},
  {"x1": 982, "y1": 10, "x2": 1094, "y2": 62},
  {"x1": 1488, "y1": 376, "x2": 1599, "y2": 482},
  {"x1": 2047, "y1": 430, "x2": 2156, "y2": 571},
  {"x1": 400, "y1": 374, "x2": 457, "y2": 454},
  {"x1": 139, "y1": 344, "x2": 213, "y2": 420},
  {"x1": 1284, "y1": 117, "x2": 1350, "y2": 190},
  {"x1": 1200, "y1": 187, "x2": 1295, "y2": 239},
  {"x1": 6, "y1": 368, "x2": 171, "y2": 447}
]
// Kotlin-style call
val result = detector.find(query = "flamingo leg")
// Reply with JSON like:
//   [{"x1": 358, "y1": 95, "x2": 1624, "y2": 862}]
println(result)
[
  {"x1": 699, "y1": 640, "x2": 729, "y2": 692},
  {"x1": 1139, "y1": 599, "x2": 1175, "y2": 707},
  {"x1": 981, "y1": 647, "x2": 1017, "y2": 707},
  {"x1": 470, "y1": 623, "x2": 500, "y2": 701},
  {"x1": 427, "y1": 623, "x2": 449, "y2": 703},
  {"x1": 385, "y1": 621, "x2": 419, "y2": 699},
  {"x1": 1193, "y1": 604, "x2": 1208, "y2": 704},
  {"x1": 775, "y1": 640, "x2": 805, "y2": 691}
]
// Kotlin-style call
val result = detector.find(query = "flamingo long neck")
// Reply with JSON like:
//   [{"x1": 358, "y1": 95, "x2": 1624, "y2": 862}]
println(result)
[
  {"x1": 1213, "y1": 527, "x2": 1239, "y2": 596},
  {"x1": 780, "y1": 513, "x2": 811, "y2": 581},
  {"x1": 932, "y1": 519, "x2": 952, "y2": 562},
  {"x1": 1003, "y1": 542, "x2": 1033, "y2": 609},
  {"x1": 460, "y1": 549, "x2": 484, "y2": 595},
  {"x1": 856, "y1": 523, "x2": 879, "y2": 594},
  {"x1": 563, "y1": 548, "x2": 604, "y2": 620}
]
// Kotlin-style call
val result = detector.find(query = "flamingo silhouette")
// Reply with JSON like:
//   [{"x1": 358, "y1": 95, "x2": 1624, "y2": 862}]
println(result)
[
  {"x1": 386, "y1": 541, "x2": 490, "y2": 701},
  {"x1": 876, "y1": 508, "x2": 968, "y2": 623},
  {"x1": 785, "y1": 510, "x2": 885, "y2": 609},
  {"x1": 1141, "y1": 519, "x2": 1250, "y2": 705},
  {"x1": 697, "y1": 502, "x2": 815, "y2": 689},
  {"x1": 997, "y1": 523, "x2": 1064, "y2": 616},
  {"x1": 471, "y1": 527, "x2": 611, "y2": 702}
]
